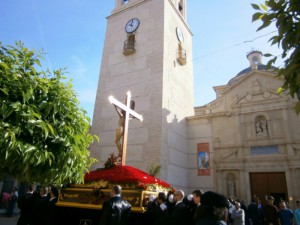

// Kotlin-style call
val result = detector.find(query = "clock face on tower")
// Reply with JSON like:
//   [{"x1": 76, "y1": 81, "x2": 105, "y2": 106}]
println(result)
[
  {"x1": 125, "y1": 18, "x2": 140, "y2": 33},
  {"x1": 176, "y1": 26, "x2": 184, "y2": 43}
]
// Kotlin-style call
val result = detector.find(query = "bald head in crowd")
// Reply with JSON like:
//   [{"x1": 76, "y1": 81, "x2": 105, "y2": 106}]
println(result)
[{"x1": 173, "y1": 190, "x2": 185, "y2": 203}]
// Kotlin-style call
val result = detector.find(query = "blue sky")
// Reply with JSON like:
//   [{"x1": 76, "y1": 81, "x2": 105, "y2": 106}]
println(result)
[{"x1": 0, "y1": 0, "x2": 282, "y2": 121}]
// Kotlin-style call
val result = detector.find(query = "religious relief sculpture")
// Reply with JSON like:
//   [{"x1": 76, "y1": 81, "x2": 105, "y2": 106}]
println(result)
[
  {"x1": 253, "y1": 79, "x2": 261, "y2": 92},
  {"x1": 109, "y1": 92, "x2": 143, "y2": 166},
  {"x1": 227, "y1": 176, "x2": 236, "y2": 198},
  {"x1": 255, "y1": 119, "x2": 268, "y2": 137}
]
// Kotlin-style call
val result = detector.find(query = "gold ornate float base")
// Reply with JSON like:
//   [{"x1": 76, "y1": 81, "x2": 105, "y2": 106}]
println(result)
[{"x1": 56, "y1": 184, "x2": 157, "y2": 213}]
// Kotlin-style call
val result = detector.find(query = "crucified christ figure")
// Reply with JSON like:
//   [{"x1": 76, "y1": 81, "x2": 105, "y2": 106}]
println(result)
[
  {"x1": 109, "y1": 91, "x2": 143, "y2": 166},
  {"x1": 114, "y1": 99, "x2": 135, "y2": 157}
]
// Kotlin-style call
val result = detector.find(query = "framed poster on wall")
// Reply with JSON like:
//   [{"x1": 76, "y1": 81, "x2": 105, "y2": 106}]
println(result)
[{"x1": 197, "y1": 143, "x2": 210, "y2": 176}]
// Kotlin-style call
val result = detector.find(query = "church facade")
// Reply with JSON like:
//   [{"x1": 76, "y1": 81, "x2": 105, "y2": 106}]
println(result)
[
  {"x1": 90, "y1": 0, "x2": 300, "y2": 205},
  {"x1": 186, "y1": 51, "x2": 300, "y2": 206}
]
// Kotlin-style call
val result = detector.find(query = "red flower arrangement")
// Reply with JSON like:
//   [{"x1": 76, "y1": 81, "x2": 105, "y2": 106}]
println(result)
[{"x1": 84, "y1": 165, "x2": 171, "y2": 190}]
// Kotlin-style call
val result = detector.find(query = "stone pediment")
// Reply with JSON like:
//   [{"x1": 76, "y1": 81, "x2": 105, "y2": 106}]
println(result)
[
  {"x1": 234, "y1": 89, "x2": 281, "y2": 105},
  {"x1": 211, "y1": 70, "x2": 284, "y2": 108},
  {"x1": 222, "y1": 70, "x2": 277, "y2": 94},
  {"x1": 226, "y1": 71, "x2": 284, "y2": 106}
]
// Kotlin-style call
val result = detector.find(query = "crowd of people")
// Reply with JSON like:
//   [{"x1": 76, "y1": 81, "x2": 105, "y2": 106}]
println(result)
[
  {"x1": 143, "y1": 191, "x2": 300, "y2": 225},
  {"x1": 14, "y1": 184, "x2": 59, "y2": 225},
  {"x1": 1, "y1": 186, "x2": 19, "y2": 217},
  {"x1": 2, "y1": 183, "x2": 300, "y2": 225},
  {"x1": 144, "y1": 189, "x2": 229, "y2": 225},
  {"x1": 97, "y1": 185, "x2": 300, "y2": 225}
]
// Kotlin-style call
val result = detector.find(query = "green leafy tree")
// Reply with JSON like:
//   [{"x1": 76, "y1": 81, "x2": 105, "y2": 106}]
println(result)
[
  {"x1": 252, "y1": 0, "x2": 300, "y2": 113},
  {"x1": 0, "y1": 41, "x2": 98, "y2": 186}
]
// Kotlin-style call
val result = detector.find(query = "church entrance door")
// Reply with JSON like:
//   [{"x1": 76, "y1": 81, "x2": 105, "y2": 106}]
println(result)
[{"x1": 249, "y1": 172, "x2": 287, "y2": 206}]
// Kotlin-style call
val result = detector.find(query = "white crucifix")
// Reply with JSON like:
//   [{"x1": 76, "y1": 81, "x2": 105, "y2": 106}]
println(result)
[{"x1": 109, "y1": 91, "x2": 143, "y2": 166}]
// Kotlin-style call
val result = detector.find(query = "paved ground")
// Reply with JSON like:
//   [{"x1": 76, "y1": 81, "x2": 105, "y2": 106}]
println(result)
[
  {"x1": 0, "y1": 208, "x2": 20, "y2": 225},
  {"x1": 0, "y1": 213, "x2": 20, "y2": 225}
]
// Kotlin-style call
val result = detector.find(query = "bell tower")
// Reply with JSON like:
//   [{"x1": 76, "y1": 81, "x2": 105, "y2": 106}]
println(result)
[{"x1": 90, "y1": 0, "x2": 194, "y2": 189}]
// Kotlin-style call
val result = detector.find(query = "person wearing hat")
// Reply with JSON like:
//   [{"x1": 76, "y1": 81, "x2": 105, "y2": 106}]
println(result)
[
  {"x1": 263, "y1": 196, "x2": 279, "y2": 225},
  {"x1": 295, "y1": 200, "x2": 300, "y2": 225},
  {"x1": 195, "y1": 191, "x2": 229, "y2": 225}
]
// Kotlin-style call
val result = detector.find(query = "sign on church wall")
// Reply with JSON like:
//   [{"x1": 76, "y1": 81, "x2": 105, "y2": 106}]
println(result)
[{"x1": 197, "y1": 143, "x2": 210, "y2": 176}]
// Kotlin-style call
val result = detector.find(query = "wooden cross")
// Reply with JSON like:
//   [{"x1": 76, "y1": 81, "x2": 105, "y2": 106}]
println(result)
[{"x1": 109, "y1": 91, "x2": 143, "y2": 166}]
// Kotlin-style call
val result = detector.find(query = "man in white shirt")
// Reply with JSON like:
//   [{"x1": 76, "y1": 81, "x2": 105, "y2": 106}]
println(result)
[{"x1": 231, "y1": 202, "x2": 245, "y2": 225}]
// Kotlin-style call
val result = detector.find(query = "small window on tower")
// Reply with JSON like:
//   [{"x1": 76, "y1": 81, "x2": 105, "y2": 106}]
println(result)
[
  {"x1": 178, "y1": 0, "x2": 184, "y2": 17},
  {"x1": 253, "y1": 56, "x2": 259, "y2": 64},
  {"x1": 124, "y1": 0, "x2": 129, "y2": 4},
  {"x1": 178, "y1": 2, "x2": 183, "y2": 11}
]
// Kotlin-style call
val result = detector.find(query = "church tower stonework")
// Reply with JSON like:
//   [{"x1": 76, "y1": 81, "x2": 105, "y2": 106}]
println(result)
[{"x1": 90, "y1": 0, "x2": 194, "y2": 189}]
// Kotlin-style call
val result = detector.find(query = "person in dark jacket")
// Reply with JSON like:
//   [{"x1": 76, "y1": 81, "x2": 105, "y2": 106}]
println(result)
[
  {"x1": 263, "y1": 196, "x2": 279, "y2": 225},
  {"x1": 248, "y1": 198, "x2": 260, "y2": 225},
  {"x1": 45, "y1": 186, "x2": 59, "y2": 225},
  {"x1": 17, "y1": 184, "x2": 35, "y2": 225},
  {"x1": 195, "y1": 191, "x2": 230, "y2": 225},
  {"x1": 192, "y1": 189, "x2": 204, "y2": 224},
  {"x1": 147, "y1": 192, "x2": 169, "y2": 225},
  {"x1": 31, "y1": 186, "x2": 50, "y2": 225},
  {"x1": 168, "y1": 189, "x2": 189, "y2": 225},
  {"x1": 166, "y1": 190, "x2": 175, "y2": 215},
  {"x1": 241, "y1": 200, "x2": 250, "y2": 225},
  {"x1": 98, "y1": 185, "x2": 131, "y2": 225}
]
